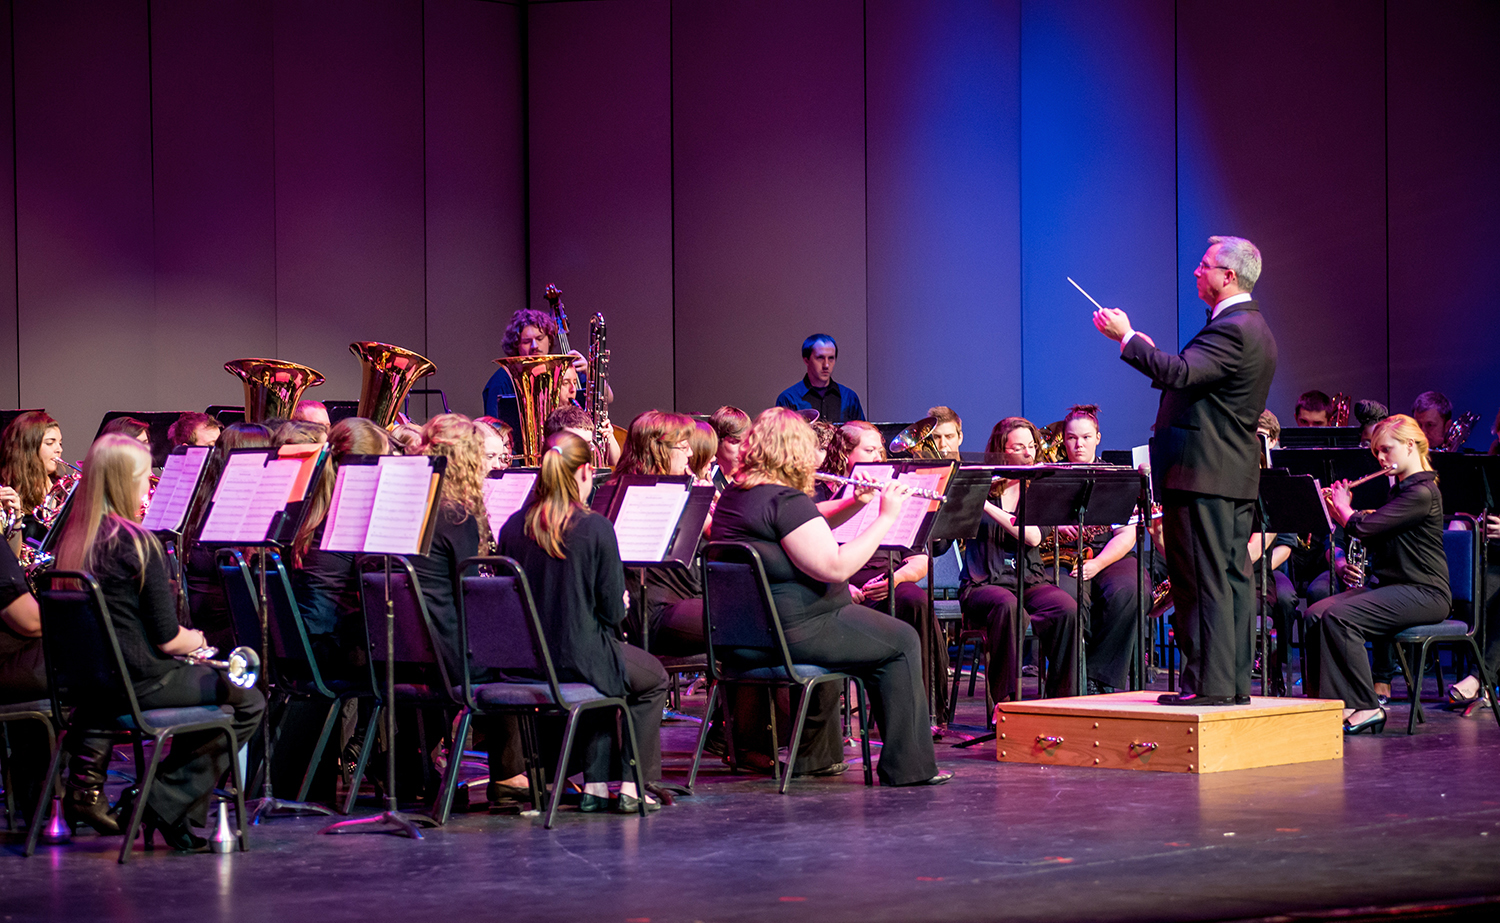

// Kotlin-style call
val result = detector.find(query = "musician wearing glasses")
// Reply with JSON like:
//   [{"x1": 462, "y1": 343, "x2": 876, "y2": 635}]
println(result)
[
  {"x1": 1094, "y1": 235, "x2": 1278, "y2": 707},
  {"x1": 1307, "y1": 415, "x2": 1450, "y2": 734},
  {"x1": 961, "y1": 417, "x2": 1081, "y2": 700},
  {"x1": 775, "y1": 334, "x2": 866, "y2": 424}
]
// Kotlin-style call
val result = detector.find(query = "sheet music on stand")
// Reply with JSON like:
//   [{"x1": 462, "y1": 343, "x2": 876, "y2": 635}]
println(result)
[
  {"x1": 482, "y1": 467, "x2": 539, "y2": 544},
  {"x1": 320, "y1": 455, "x2": 447, "y2": 556},
  {"x1": 829, "y1": 460, "x2": 956, "y2": 551},
  {"x1": 596, "y1": 474, "x2": 714, "y2": 567},
  {"x1": 198, "y1": 444, "x2": 329, "y2": 546},
  {"x1": 141, "y1": 446, "x2": 212, "y2": 534}
]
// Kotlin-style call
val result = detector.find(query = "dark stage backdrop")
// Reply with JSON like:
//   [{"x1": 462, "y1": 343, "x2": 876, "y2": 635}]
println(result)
[{"x1": 0, "y1": 0, "x2": 1495, "y2": 455}]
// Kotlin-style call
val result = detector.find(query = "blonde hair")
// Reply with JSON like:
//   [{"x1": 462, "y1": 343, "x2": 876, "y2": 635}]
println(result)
[
  {"x1": 421, "y1": 414, "x2": 492, "y2": 548},
  {"x1": 54, "y1": 435, "x2": 159, "y2": 588},
  {"x1": 738, "y1": 407, "x2": 818, "y2": 495},
  {"x1": 1370, "y1": 413, "x2": 1434, "y2": 472},
  {"x1": 525, "y1": 432, "x2": 591, "y2": 558}
]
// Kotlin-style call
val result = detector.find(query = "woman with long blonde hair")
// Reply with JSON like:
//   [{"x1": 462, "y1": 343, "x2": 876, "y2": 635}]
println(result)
[
  {"x1": 711, "y1": 408, "x2": 948, "y2": 786},
  {"x1": 496, "y1": 432, "x2": 669, "y2": 812},
  {"x1": 54, "y1": 434, "x2": 265, "y2": 850},
  {"x1": 1309, "y1": 414, "x2": 1451, "y2": 734}
]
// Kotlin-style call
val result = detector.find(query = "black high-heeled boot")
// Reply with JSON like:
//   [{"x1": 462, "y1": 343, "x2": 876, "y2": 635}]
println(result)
[
  {"x1": 64, "y1": 736, "x2": 121, "y2": 836},
  {"x1": 142, "y1": 806, "x2": 209, "y2": 852}
]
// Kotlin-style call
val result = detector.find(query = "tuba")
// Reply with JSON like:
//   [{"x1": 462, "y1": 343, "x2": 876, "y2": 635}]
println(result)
[
  {"x1": 494, "y1": 355, "x2": 575, "y2": 466},
  {"x1": 890, "y1": 417, "x2": 941, "y2": 458},
  {"x1": 350, "y1": 342, "x2": 438, "y2": 429},
  {"x1": 224, "y1": 359, "x2": 325, "y2": 424}
]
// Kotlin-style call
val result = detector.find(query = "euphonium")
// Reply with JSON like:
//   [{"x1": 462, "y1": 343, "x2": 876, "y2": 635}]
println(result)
[
  {"x1": 1037, "y1": 421, "x2": 1067, "y2": 463},
  {"x1": 890, "y1": 417, "x2": 942, "y2": 458},
  {"x1": 493, "y1": 354, "x2": 574, "y2": 466},
  {"x1": 349, "y1": 342, "x2": 437, "y2": 429},
  {"x1": 224, "y1": 358, "x2": 326, "y2": 424},
  {"x1": 1445, "y1": 411, "x2": 1480, "y2": 451}
]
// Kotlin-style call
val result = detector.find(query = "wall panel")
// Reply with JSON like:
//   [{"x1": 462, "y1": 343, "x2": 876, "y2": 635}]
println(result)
[
  {"x1": 0, "y1": 2, "x2": 15, "y2": 409},
  {"x1": 151, "y1": 0, "x2": 278, "y2": 415},
  {"x1": 272, "y1": 0, "x2": 426, "y2": 407},
  {"x1": 529, "y1": 0, "x2": 672, "y2": 424},
  {"x1": 866, "y1": 0, "x2": 1021, "y2": 439},
  {"x1": 1177, "y1": 1, "x2": 1387, "y2": 425},
  {"x1": 14, "y1": 0, "x2": 154, "y2": 441},
  {"x1": 1019, "y1": 0, "x2": 1176, "y2": 448},
  {"x1": 672, "y1": 0, "x2": 866, "y2": 417},
  {"x1": 1388, "y1": 0, "x2": 1500, "y2": 447},
  {"x1": 425, "y1": 0, "x2": 527, "y2": 419}
]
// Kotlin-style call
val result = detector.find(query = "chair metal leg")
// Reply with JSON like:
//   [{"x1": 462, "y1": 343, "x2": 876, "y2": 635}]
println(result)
[
  {"x1": 1465, "y1": 638, "x2": 1500, "y2": 731},
  {"x1": 430, "y1": 710, "x2": 472, "y2": 825},
  {"x1": 618, "y1": 704, "x2": 648, "y2": 818},
  {"x1": 854, "y1": 679, "x2": 873, "y2": 787},
  {"x1": 119, "y1": 732, "x2": 172, "y2": 864},
  {"x1": 342, "y1": 703, "x2": 382, "y2": 815},
  {"x1": 1405, "y1": 641, "x2": 1431, "y2": 735},
  {"x1": 22, "y1": 730, "x2": 68, "y2": 857},
  {"x1": 228, "y1": 729, "x2": 249, "y2": 853},
  {"x1": 687, "y1": 683, "x2": 719, "y2": 792},
  {"x1": 781, "y1": 683, "x2": 814, "y2": 795},
  {"x1": 296, "y1": 698, "x2": 343, "y2": 804},
  {"x1": 545, "y1": 708, "x2": 585, "y2": 829},
  {"x1": 766, "y1": 687, "x2": 780, "y2": 786}
]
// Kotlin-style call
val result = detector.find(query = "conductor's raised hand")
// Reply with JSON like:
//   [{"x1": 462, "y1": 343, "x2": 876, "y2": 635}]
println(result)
[{"x1": 1092, "y1": 307, "x2": 1133, "y2": 342}]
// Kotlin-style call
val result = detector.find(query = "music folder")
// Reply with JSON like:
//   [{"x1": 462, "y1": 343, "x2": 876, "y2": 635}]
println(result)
[
  {"x1": 197, "y1": 444, "x2": 330, "y2": 546},
  {"x1": 829, "y1": 460, "x2": 956, "y2": 552},
  {"x1": 482, "y1": 467, "x2": 540, "y2": 544},
  {"x1": 142, "y1": 446, "x2": 213, "y2": 535},
  {"x1": 595, "y1": 474, "x2": 713, "y2": 568},
  {"x1": 319, "y1": 455, "x2": 447, "y2": 556}
]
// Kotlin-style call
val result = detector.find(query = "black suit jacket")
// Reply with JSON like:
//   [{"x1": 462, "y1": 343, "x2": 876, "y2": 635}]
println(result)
[{"x1": 1121, "y1": 300, "x2": 1277, "y2": 501}]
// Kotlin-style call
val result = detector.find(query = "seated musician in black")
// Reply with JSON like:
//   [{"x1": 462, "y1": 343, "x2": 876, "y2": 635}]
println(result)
[
  {"x1": 1448, "y1": 512, "x2": 1500, "y2": 709},
  {"x1": 1306, "y1": 415, "x2": 1450, "y2": 734},
  {"x1": 0, "y1": 539, "x2": 62, "y2": 828},
  {"x1": 961, "y1": 417, "x2": 1080, "y2": 700}
]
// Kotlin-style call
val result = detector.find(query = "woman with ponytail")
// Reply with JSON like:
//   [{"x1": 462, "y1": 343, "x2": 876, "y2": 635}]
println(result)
[
  {"x1": 1307, "y1": 414, "x2": 1451, "y2": 735},
  {"x1": 496, "y1": 432, "x2": 669, "y2": 813},
  {"x1": 54, "y1": 434, "x2": 265, "y2": 850}
]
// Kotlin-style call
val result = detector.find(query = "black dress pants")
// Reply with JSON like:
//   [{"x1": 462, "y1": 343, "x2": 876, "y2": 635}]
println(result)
[
  {"x1": 1162, "y1": 491, "x2": 1255, "y2": 698},
  {"x1": 649, "y1": 597, "x2": 705, "y2": 658},
  {"x1": 1482, "y1": 562, "x2": 1500, "y2": 676},
  {"x1": 961, "y1": 582, "x2": 1079, "y2": 700},
  {"x1": 1079, "y1": 556, "x2": 1142, "y2": 691},
  {"x1": 1304, "y1": 584, "x2": 1450, "y2": 710},
  {"x1": 132, "y1": 663, "x2": 266, "y2": 827}
]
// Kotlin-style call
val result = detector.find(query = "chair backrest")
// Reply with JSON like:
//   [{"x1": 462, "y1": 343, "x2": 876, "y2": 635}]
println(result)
[
  {"x1": 700, "y1": 542, "x2": 797, "y2": 680},
  {"x1": 217, "y1": 550, "x2": 266, "y2": 659},
  {"x1": 35, "y1": 571, "x2": 145, "y2": 731},
  {"x1": 933, "y1": 543, "x2": 963, "y2": 598},
  {"x1": 262, "y1": 551, "x2": 334, "y2": 695},
  {"x1": 457, "y1": 556, "x2": 567, "y2": 705},
  {"x1": 357, "y1": 556, "x2": 457, "y2": 698},
  {"x1": 1444, "y1": 517, "x2": 1477, "y2": 617}
]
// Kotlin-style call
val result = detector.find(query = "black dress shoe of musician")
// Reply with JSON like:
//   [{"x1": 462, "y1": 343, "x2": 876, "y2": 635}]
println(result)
[
  {"x1": 1234, "y1": 695, "x2": 1252, "y2": 705},
  {"x1": 578, "y1": 793, "x2": 611, "y2": 813},
  {"x1": 142, "y1": 807, "x2": 208, "y2": 851},
  {"x1": 1343, "y1": 708, "x2": 1387, "y2": 736},
  {"x1": 1157, "y1": 693, "x2": 1235, "y2": 706},
  {"x1": 64, "y1": 787, "x2": 122, "y2": 836}
]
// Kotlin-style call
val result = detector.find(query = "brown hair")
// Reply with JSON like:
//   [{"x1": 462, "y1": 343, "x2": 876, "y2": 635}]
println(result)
[
  {"x1": 525, "y1": 432, "x2": 591, "y2": 558},
  {"x1": 0, "y1": 411, "x2": 60, "y2": 511},
  {"x1": 985, "y1": 417, "x2": 1042, "y2": 460},
  {"x1": 823, "y1": 420, "x2": 881, "y2": 477},
  {"x1": 927, "y1": 405, "x2": 962, "y2": 433},
  {"x1": 421, "y1": 414, "x2": 492, "y2": 548},
  {"x1": 1370, "y1": 413, "x2": 1435, "y2": 473},
  {"x1": 689, "y1": 421, "x2": 718, "y2": 480},
  {"x1": 738, "y1": 407, "x2": 818, "y2": 495},
  {"x1": 709, "y1": 406, "x2": 751, "y2": 443},
  {"x1": 501, "y1": 309, "x2": 560, "y2": 357},
  {"x1": 274, "y1": 420, "x2": 329, "y2": 447},
  {"x1": 611, "y1": 410, "x2": 696, "y2": 479},
  {"x1": 167, "y1": 412, "x2": 218, "y2": 447},
  {"x1": 101, "y1": 416, "x2": 150, "y2": 441},
  {"x1": 54, "y1": 435, "x2": 159, "y2": 589},
  {"x1": 292, "y1": 417, "x2": 392, "y2": 563}
]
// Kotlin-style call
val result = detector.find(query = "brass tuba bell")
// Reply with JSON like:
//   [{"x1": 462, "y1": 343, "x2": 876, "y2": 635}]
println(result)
[
  {"x1": 224, "y1": 359, "x2": 325, "y2": 424},
  {"x1": 350, "y1": 342, "x2": 438, "y2": 429},
  {"x1": 493, "y1": 355, "x2": 575, "y2": 466}
]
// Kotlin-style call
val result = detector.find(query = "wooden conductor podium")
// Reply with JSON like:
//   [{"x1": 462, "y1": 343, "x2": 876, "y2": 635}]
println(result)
[{"x1": 995, "y1": 692, "x2": 1343, "y2": 774}]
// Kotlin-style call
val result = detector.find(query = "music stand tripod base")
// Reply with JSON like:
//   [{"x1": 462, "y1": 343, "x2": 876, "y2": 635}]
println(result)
[{"x1": 320, "y1": 809, "x2": 436, "y2": 839}]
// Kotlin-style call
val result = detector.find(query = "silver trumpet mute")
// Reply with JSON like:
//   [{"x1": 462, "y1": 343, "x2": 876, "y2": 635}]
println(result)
[
  {"x1": 211, "y1": 798, "x2": 236, "y2": 853},
  {"x1": 181, "y1": 645, "x2": 262, "y2": 690}
]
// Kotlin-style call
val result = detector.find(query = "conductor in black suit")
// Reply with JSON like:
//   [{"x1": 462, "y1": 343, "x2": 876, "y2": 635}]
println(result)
[{"x1": 1092, "y1": 235, "x2": 1278, "y2": 705}]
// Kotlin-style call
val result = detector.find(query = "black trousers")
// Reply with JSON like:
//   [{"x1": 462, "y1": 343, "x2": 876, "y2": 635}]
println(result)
[
  {"x1": 1162, "y1": 491, "x2": 1255, "y2": 698},
  {"x1": 961, "y1": 582, "x2": 1079, "y2": 700},
  {"x1": 131, "y1": 663, "x2": 266, "y2": 827},
  {"x1": 1254, "y1": 568, "x2": 1299, "y2": 664},
  {"x1": 649, "y1": 597, "x2": 705, "y2": 658},
  {"x1": 1077, "y1": 556, "x2": 1142, "y2": 691},
  {"x1": 1304, "y1": 584, "x2": 1450, "y2": 710},
  {"x1": 848, "y1": 566, "x2": 946, "y2": 719},
  {"x1": 1479, "y1": 562, "x2": 1500, "y2": 676}
]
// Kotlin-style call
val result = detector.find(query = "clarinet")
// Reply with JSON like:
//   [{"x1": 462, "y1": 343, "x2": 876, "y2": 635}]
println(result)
[{"x1": 586, "y1": 313, "x2": 610, "y2": 466}]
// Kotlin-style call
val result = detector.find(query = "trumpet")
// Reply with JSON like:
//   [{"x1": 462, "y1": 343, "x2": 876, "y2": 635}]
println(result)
[
  {"x1": 1321, "y1": 466, "x2": 1396, "y2": 501},
  {"x1": 813, "y1": 472, "x2": 946, "y2": 502},
  {"x1": 180, "y1": 645, "x2": 261, "y2": 690}
]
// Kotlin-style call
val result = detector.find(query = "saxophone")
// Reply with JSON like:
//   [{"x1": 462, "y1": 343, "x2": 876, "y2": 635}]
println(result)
[{"x1": 585, "y1": 313, "x2": 610, "y2": 467}]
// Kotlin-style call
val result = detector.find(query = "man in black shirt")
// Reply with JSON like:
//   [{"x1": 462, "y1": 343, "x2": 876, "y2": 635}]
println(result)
[{"x1": 775, "y1": 334, "x2": 865, "y2": 424}]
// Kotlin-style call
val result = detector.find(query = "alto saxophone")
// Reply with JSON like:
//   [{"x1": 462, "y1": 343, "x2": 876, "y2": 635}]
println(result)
[{"x1": 585, "y1": 313, "x2": 610, "y2": 467}]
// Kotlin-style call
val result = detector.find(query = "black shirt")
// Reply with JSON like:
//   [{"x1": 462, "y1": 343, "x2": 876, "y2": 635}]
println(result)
[
  {"x1": 1346, "y1": 470, "x2": 1450, "y2": 596},
  {"x1": 709, "y1": 483, "x2": 845, "y2": 626},
  {"x1": 498, "y1": 509, "x2": 628, "y2": 697},
  {"x1": 961, "y1": 516, "x2": 1046, "y2": 590},
  {"x1": 291, "y1": 524, "x2": 359, "y2": 639},
  {"x1": 406, "y1": 503, "x2": 483, "y2": 675},
  {"x1": 0, "y1": 540, "x2": 43, "y2": 699},
  {"x1": 91, "y1": 525, "x2": 182, "y2": 682}
]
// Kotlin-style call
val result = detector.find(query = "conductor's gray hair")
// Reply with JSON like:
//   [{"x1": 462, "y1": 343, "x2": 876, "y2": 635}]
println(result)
[{"x1": 1208, "y1": 235, "x2": 1262, "y2": 292}]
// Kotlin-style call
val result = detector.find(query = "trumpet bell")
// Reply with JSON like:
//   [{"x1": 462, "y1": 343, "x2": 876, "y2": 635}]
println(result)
[
  {"x1": 494, "y1": 355, "x2": 575, "y2": 466},
  {"x1": 350, "y1": 342, "x2": 438, "y2": 429},
  {"x1": 225, "y1": 646, "x2": 261, "y2": 690},
  {"x1": 224, "y1": 358, "x2": 326, "y2": 424},
  {"x1": 890, "y1": 417, "x2": 939, "y2": 458}
]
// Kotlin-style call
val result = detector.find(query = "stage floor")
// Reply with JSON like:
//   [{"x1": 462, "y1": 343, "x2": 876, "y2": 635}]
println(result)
[{"x1": 6, "y1": 672, "x2": 1500, "y2": 923}]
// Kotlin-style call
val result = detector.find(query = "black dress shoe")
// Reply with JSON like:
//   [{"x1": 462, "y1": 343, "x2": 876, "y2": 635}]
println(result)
[
  {"x1": 142, "y1": 807, "x2": 208, "y2": 851},
  {"x1": 892, "y1": 771, "x2": 954, "y2": 787},
  {"x1": 64, "y1": 787, "x2": 121, "y2": 836},
  {"x1": 1234, "y1": 695, "x2": 1251, "y2": 705},
  {"x1": 1157, "y1": 693, "x2": 1235, "y2": 706}
]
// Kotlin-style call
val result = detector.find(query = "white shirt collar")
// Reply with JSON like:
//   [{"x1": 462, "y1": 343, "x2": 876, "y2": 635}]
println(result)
[{"x1": 1211, "y1": 291, "x2": 1253, "y2": 320}]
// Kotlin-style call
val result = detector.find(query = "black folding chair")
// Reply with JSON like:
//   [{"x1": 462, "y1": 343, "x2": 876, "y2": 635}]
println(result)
[
  {"x1": 349, "y1": 558, "x2": 468, "y2": 824},
  {"x1": 1393, "y1": 516, "x2": 1500, "y2": 734},
  {"x1": 0, "y1": 698, "x2": 55, "y2": 830},
  {"x1": 687, "y1": 542, "x2": 873, "y2": 794},
  {"x1": 457, "y1": 557, "x2": 649, "y2": 828},
  {"x1": 25, "y1": 572, "x2": 248, "y2": 863}
]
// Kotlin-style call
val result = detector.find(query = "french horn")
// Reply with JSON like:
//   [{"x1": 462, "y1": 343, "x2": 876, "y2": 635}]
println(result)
[{"x1": 224, "y1": 359, "x2": 326, "y2": 424}]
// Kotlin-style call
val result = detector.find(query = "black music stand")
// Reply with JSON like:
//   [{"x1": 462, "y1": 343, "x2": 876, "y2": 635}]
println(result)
[
  {"x1": 142, "y1": 445, "x2": 214, "y2": 624},
  {"x1": 923, "y1": 469, "x2": 989, "y2": 729},
  {"x1": 197, "y1": 445, "x2": 332, "y2": 824},
  {"x1": 1256, "y1": 470, "x2": 1332, "y2": 697},
  {"x1": 320, "y1": 454, "x2": 447, "y2": 840}
]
